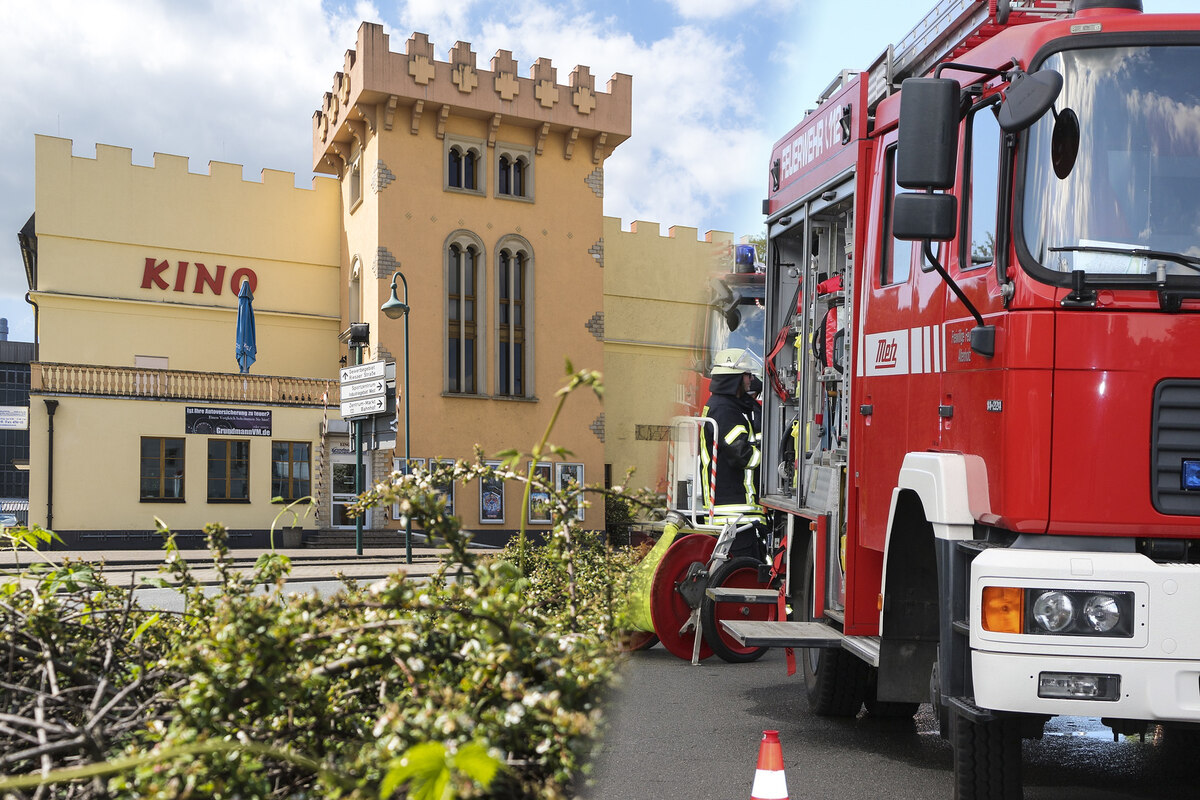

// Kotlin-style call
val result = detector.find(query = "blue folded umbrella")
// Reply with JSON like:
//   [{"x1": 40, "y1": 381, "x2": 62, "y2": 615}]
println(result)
[{"x1": 235, "y1": 280, "x2": 257, "y2": 374}]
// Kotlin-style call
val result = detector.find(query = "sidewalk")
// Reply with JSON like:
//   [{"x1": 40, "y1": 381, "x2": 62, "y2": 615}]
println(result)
[{"x1": 0, "y1": 544, "x2": 494, "y2": 588}]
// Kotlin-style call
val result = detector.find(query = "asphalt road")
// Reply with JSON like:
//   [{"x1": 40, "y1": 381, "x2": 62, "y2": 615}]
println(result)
[{"x1": 581, "y1": 646, "x2": 1200, "y2": 800}]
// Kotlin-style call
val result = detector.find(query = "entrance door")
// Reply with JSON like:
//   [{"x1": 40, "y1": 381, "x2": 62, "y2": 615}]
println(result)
[{"x1": 331, "y1": 449, "x2": 370, "y2": 528}]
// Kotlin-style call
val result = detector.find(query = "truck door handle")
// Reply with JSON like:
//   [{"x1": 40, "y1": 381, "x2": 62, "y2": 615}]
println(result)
[{"x1": 859, "y1": 404, "x2": 873, "y2": 416}]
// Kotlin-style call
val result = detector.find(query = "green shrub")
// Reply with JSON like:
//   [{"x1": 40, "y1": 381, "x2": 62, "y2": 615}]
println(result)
[{"x1": 0, "y1": 364, "x2": 632, "y2": 800}]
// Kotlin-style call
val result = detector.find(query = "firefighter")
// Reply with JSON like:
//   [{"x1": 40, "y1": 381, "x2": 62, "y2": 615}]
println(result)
[{"x1": 700, "y1": 348, "x2": 767, "y2": 560}]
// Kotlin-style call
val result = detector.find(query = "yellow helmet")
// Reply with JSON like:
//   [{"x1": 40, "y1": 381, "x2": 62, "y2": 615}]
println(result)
[{"x1": 711, "y1": 348, "x2": 763, "y2": 378}]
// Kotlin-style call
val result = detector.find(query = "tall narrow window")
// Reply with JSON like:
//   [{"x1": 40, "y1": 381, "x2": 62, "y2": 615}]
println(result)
[
  {"x1": 882, "y1": 145, "x2": 914, "y2": 286},
  {"x1": 208, "y1": 439, "x2": 249, "y2": 502},
  {"x1": 966, "y1": 104, "x2": 1001, "y2": 268},
  {"x1": 448, "y1": 242, "x2": 479, "y2": 393},
  {"x1": 448, "y1": 147, "x2": 463, "y2": 188},
  {"x1": 140, "y1": 437, "x2": 184, "y2": 501},
  {"x1": 513, "y1": 157, "x2": 527, "y2": 197},
  {"x1": 349, "y1": 152, "x2": 362, "y2": 211},
  {"x1": 498, "y1": 155, "x2": 511, "y2": 195},
  {"x1": 464, "y1": 149, "x2": 477, "y2": 190},
  {"x1": 497, "y1": 244, "x2": 530, "y2": 397},
  {"x1": 271, "y1": 441, "x2": 311, "y2": 502}
]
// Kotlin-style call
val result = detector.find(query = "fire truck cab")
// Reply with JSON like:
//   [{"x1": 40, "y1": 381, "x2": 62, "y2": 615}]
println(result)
[{"x1": 728, "y1": 1, "x2": 1200, "y2": 797}]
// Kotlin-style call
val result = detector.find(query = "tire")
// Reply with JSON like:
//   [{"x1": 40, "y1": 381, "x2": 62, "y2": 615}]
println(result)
[
  {"x1": 951, "y1": 711, "x2": 1022, "y2": 800},
  {"x1": 798, "y1": 544, "x2": 867, "y2": 716},
  {"x1": 700, "y1": 556, "x2": 775, "y2": 663}
]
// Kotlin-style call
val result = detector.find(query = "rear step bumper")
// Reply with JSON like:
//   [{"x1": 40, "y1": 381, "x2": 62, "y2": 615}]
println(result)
[
  {"x1": 720, "y1": 620, "x2": 844, "y2": 648},
  {"x1": 721, "y1": 620, "x2": 883, "y2": 665},
  {"x1": 704, "y1": 586, "x2": 780, "y2": 604}
]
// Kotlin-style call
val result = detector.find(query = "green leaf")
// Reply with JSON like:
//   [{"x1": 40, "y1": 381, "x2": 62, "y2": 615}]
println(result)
[
  {"x1": 452, "y1": 743, "x2": 501, "y2": 787},
  {"x1": 380, "y1": 742, "x2": 448, "y2": 799},
  {"x1": 564, "y1": 357, "x2": 575, "y2": 374},
  {"x1": 139, "y1": 576, "x2": 173, "y2": 588},
  {"x1": 132, "y1": 613, "x2": 161, "y2": 642}
]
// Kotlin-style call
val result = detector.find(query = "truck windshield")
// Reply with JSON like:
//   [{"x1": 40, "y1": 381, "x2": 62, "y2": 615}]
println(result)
[
  {"x1": 1021, "y1": 46, "x2": 1200, "y2": 278},
  {"x1": 711, "y1": 296, "x2": 766, "y2": 359}
]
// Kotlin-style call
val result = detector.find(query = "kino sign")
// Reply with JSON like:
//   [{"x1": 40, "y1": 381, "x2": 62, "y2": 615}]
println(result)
[{"x1": 339, "y1": 360, "x2": 395, "y2": 419}]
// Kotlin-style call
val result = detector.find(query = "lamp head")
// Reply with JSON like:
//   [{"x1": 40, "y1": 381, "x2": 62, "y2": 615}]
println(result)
[{"x1": 381, "y1": 284, "x2": 409, "y2": 319}]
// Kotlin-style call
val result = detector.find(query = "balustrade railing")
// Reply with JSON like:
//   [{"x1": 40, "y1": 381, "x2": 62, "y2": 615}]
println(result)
[{"x1": 31, "y1": 362, "x2": 339, "y2": 406}]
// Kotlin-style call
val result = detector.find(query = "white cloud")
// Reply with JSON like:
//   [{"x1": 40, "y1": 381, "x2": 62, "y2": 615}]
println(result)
[
  {"x1": 392, "y1": 3, "x2": 769, "y2": 238},
  {"x1": 665, "y1": 0, "x2": 760, "y2": 20}
]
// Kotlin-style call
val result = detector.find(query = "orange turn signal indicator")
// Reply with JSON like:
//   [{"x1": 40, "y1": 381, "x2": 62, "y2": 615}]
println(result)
[{"x1": 982, "y1": 586, "x2": 1024, "y2": 633}]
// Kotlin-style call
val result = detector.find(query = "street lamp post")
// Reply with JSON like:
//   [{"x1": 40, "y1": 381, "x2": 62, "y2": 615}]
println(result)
[{"x1": 380, "y1": 270, "x2": 412, "y2": 565}]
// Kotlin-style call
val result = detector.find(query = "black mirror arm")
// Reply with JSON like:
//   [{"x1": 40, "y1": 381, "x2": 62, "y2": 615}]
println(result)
[{"x1": 922, "y1": 241, "x2": 995, "y2": 357}]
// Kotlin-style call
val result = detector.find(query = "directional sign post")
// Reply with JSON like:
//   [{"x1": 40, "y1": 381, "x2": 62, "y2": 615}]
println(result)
[{"x1": 339, "y1": 360, "x2": 395, "y2": 420}]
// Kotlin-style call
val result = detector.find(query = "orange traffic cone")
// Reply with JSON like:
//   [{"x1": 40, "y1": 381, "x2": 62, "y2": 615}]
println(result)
[{"x1": 750, "y1": 729, "x2": 789, "y2": 800}]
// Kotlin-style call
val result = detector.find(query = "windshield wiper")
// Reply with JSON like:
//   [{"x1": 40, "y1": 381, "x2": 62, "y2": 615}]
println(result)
[{"x1": 1049, "y1": 245, "x2": 1200, "y2": 274}]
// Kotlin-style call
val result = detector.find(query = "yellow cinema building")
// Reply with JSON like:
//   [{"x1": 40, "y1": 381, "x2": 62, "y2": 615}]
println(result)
[{"x1": 21, "y1": 23, "x2": 732, "y2": 548}]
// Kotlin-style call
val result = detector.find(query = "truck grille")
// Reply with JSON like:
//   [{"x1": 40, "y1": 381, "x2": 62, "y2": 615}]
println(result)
[{"x1": 1152, "y1": 380, "x2": 1200, "y2": 516}]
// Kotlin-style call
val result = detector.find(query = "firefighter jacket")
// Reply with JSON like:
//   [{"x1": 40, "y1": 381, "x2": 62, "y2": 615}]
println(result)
[{"x1": 700, "y1": 374, "x2": 765, "y2": 524}]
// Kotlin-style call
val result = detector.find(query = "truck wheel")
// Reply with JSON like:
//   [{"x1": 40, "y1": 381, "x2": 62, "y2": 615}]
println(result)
[
  {"x1": 701, "y1": 556, "x2": 775, "y2": 663},
  {"x1": 951, "y1": 712, "x2": 1022, "y2": 800},
  {"x1": 799, "y1": 545, "x2": 866, "y2": 716}
]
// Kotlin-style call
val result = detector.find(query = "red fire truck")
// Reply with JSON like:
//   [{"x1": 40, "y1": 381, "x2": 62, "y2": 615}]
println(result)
[{"x1": 718, "y1": 0, "x2": 1200, "y2": 797}]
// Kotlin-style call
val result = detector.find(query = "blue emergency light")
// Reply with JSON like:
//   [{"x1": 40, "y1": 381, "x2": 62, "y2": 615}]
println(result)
[{"x1": 1182, "y1": 459, "x2": 1200, "y2": 491}]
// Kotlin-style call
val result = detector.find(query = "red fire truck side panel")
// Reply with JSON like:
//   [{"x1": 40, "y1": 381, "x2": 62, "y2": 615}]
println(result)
[
  {"x1": 1051, "y1": 311, "x2": 1200, "y2": 536},
  {"x1": 767, "y1": 78, "x2": 869, "y2": 218}
]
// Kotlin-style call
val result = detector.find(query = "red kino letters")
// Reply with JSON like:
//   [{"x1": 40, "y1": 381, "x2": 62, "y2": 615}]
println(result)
[{"x1": 141, "y1": 258, "x2": 257, "y2": 296}]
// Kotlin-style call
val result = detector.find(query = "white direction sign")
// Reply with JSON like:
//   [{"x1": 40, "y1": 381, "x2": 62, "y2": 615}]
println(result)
[
  {"x1": 341, "y1": 396, "x2": 387, "y2": 418},
  {"x1": 340, "y1": 361, "x2": 387, "y2": 384},
  {"x1": 341, "y1": 379, "x2": 386, "y2": 401}
]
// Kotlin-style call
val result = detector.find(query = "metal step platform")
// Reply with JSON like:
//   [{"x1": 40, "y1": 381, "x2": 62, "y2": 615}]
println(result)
[
  {"x1": 704, "y1": 586, "x2": 780, "y2": 604},
  {"x1": 720, "y1": 620, "x2": 845, "y2": 649}
]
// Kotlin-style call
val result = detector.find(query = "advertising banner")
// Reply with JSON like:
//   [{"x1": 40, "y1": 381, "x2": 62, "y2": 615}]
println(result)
[{"x1": 185, "y1": 407, "x2": 272, "y2": 436}]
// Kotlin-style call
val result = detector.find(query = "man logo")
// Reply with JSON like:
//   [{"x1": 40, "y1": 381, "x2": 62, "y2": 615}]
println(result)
[{"x1": 875, "y1": 338, "x2": 899, "y2": 368}]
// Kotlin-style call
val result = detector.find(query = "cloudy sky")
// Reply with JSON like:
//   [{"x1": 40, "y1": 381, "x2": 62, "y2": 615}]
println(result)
[{"x1": 0, "y1": 0, "x2": 1193, "y2": 343}]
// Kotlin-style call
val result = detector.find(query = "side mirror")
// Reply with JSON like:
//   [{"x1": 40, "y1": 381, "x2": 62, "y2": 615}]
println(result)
[
  {"x1": 898, "y1": 78, "x2": 961, "y2": 189},
  {"x1": 997, "y1": 69, "x2": 1063, "y2": 132},
  {"x1": 893, "y1": 193, "x2": 958, "y2": 241}
]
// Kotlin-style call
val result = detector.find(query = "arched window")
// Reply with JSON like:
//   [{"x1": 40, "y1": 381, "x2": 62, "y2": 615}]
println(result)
[
  {"x1": 513, "y1": 157, "x2": 527, "y2": 197},
  {"x1": 446, "y1": 137, "x2": 484, "y2": 194},
  {"x1": 448, "y1": 146, "x2": 463, "y2": 189},
  {"x1": 464, "y1": 149, "x2": 477, "y2": 191},
  {"x1": 498, "y1": 155, "x2": 511, "y2": 195},
  {"x1": 495, "y1": 145, "x2": 533, "y2": 200},
  {"x1": 496, "y1": 240, "x2": 532, "y2": 397},
  {"x1": 447, "y1": 237, "x2": 482, "y2": 393}
]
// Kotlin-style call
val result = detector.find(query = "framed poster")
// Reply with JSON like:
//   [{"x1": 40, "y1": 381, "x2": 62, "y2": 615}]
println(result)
[
  {"x1": 555, "y1": 462, "x2": 585, "y2": 521},
  {"x1": 433, "y1": 458, "x2": 456, "y2": 517},
  {"x1": 480, "y1": 462, "x2": 505, "y2": 524},
  {"x1": 391, "y1": 458, "x2": 425, "y2": 520},
  {"x1": 529, "y1": 461, "x2": 553, "y2": 524}
]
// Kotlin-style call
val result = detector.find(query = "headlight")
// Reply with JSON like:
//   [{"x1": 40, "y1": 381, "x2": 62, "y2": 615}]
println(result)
[
  {"x1": 1032, "y1": 591, "x2": 1075, "y2": 632},
  {"x1": 1083, "y1": 594, "x2": 1121, "y2": 633},
  {"x1": 980, "y1": 586, "x2": 1135, "y2": 637}
]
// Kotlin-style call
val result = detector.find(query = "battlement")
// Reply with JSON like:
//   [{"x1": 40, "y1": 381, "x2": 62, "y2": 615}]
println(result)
[
  {"x1": 313, "y1": 22, "x2": 632, "y2": 175},
  {"x1": 38, "y1": 136, "x2": 338, "y2": 195},
  {"x1": 614, "y1": 218, "x2": 734, "y2": 246}
]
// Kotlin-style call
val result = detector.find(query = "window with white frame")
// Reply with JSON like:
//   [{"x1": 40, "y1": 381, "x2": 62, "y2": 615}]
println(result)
[
  {"x1": 496, "y1": 238, "x2": 531, "y2": 397},
  {"x1": 496, "y1": 144, "x2": 533, "y2": 200},
  {"x1": 447, "y1": 234, "x2": 484, "y2": 394},
  {"x1": 446, "y1": 136, "x2": 484, "y2": 194}
]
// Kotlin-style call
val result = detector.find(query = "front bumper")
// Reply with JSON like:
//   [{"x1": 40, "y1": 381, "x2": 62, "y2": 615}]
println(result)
[{"x1": 970, "y1": 546, "x2": 1200, "y2": 722}]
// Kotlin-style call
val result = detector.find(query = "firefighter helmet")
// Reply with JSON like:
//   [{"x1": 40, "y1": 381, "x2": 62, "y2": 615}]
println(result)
[{"x1": 711, "y1": 348, "x2": 763, "y2": 378}]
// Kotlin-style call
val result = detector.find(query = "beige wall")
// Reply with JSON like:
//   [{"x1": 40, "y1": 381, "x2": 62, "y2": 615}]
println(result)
[
  {"x1": 319, "y1": 25, "x2": 627, "y2": 533},
  {"x1": 27, "y1": 397, "x2": 323, "y2": 532},
  {"x1": 27, "y1": 135, "x2": 341, "y2": 535},
  {"x1": 602, "y1": 218, "x2": 733, "y2": 493}
]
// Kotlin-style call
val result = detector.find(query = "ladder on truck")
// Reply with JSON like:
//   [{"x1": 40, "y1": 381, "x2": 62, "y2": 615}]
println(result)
[{"x1": 816, "y1": 0, "x2": 1073, "y2": 111}]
